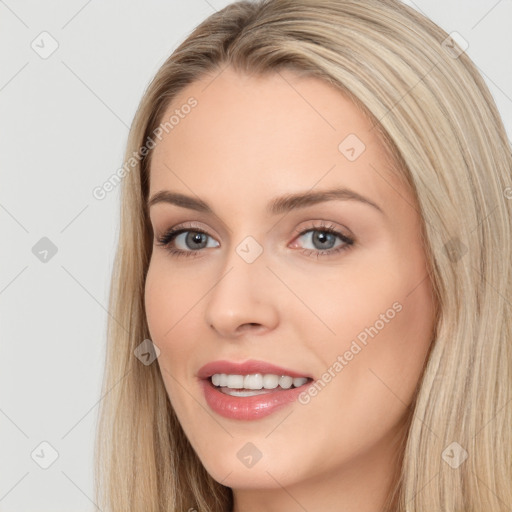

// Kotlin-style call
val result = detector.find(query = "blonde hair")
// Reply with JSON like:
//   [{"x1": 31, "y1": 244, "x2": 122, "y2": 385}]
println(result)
[{"x1": 94, "y1": 1, "x2": 512, "y2": 510}]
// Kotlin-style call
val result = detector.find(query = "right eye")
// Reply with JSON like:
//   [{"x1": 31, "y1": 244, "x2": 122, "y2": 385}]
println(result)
[{"x1": 156, "y1": 226, "x2": 220, "y2": 258}]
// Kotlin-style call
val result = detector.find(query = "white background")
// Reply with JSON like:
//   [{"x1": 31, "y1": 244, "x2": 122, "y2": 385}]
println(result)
[{"x1": 1, "y1": 0, "x2": 511, "y2": 510}]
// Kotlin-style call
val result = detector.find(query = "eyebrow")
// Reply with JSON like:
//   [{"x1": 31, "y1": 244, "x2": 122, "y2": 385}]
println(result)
[{"x1": 147, "y1": 186, "x2": 384, "y2": 216}]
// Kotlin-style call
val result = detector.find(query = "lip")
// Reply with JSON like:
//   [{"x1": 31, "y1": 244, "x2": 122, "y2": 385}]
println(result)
[{"x1": 197, "y1": 359, "x2": 313, "y2": 421}]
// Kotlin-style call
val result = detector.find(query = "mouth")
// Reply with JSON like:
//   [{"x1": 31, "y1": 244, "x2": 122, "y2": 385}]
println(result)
[
  {"x1": 197, "y1": 360, "x2": 314, "y2": 420},
  {"x1": 209, "y1": 373, "x2": 313, "y2": 397}
]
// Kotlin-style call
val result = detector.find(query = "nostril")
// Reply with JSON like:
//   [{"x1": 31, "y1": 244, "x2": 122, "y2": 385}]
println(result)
[{"x1": 239, "y1": 323, "x2": 261, "y2": 331}]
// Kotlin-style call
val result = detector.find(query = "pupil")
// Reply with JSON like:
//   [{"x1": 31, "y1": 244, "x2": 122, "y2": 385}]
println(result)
[
  {"x1": 184, "y1": 230, "x2": 335, "y2": 251},
  {"x1": 314, "y1": 231, "x2": 334, "y2": 249},
  {"x1": 188, "y1": 232, "x2": 206, "y2": 249}
]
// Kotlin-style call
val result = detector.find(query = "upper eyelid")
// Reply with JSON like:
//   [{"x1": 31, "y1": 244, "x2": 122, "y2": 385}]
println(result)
[
  {"x1": 155, "y1": 221, "x2": 355, "y2": 261},
  {"x1": 160, "y1": 220, "x2": 346, "y2": 235},
  {"x1": 159, "y1": 222, "x2": 351, "y2": 244}
]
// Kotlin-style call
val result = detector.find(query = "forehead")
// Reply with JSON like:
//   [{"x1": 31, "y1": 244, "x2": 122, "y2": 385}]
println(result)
[{"x1": 148, "y1": 66, "x2": 404, "y2": 213}]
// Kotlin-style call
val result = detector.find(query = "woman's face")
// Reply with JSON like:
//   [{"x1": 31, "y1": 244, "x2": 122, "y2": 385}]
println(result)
[{"x1": 145, "y1": 66, "x2": 436, "y2": 500}]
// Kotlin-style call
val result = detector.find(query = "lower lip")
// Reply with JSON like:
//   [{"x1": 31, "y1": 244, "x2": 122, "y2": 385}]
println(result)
[{"x1": 200, "y1": 378, "x2": 308, "y2": 420}]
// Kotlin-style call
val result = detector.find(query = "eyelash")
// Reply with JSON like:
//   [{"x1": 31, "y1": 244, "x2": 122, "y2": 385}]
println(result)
[{"x1": 155, "y1": 221, "x2": 355, "y2": 259}]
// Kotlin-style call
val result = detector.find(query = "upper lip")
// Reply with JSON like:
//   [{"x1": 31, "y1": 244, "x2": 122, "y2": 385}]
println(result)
[{"x1": 197, "y1": 359, "x2": 313, "y2": 380}]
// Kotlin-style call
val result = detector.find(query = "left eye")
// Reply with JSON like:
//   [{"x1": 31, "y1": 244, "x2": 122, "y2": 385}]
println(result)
[
  {"x1": 295, "y1": 228, "x2": 346, "y2": 251},
  {"x1": 290, "y1": 226, "x2": 355, "y2": 257}
]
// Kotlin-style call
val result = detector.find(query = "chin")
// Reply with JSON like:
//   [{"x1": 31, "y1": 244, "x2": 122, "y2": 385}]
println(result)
[{"x1": 199, "y1": 449, "x2": 300, "y2": 489}]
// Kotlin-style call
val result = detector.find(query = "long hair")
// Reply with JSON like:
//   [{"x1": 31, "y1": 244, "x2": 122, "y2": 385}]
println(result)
[{"x1": 94, "y1": 1, "x2": 512, "y2": 510}]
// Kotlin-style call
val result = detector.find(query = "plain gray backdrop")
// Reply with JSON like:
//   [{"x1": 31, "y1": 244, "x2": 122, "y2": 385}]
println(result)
[{"x1": 1, "y1": 0, "x2": 511, "y2": 510}]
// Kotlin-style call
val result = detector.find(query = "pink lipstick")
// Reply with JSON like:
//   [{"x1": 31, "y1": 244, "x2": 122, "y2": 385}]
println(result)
[{"x1": 198, "y1": 359, "x2": 313, "y2": 420}]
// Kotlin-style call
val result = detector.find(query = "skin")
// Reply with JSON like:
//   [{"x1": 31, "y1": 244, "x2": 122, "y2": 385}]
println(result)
[{"x1": 144, "y1": 66, "x2": 437, "y2": 512}]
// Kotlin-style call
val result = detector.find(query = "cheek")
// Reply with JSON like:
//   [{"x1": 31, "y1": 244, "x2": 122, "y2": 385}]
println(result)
[
  {"x1": 145, "y1": 259, "x2": 198, "y2": 341},
  {"x1": 144, "y1": 261, "x2": 200, "y2": 383},
  {"x1": 364, "y1": 273, "x2": 436, "y2": 400},
  {"x1": 144, "y1": 265, "x2": 195, "y2": 425},
  {"x1": 289, "y1": 260, "x2": 435, "y2": 465},
  {"x1": 333, "y1": 259, "x2": 434, "y2": 404},
  {"x1": 307, "y1": 239, "x2": 435, "y2": 394}
]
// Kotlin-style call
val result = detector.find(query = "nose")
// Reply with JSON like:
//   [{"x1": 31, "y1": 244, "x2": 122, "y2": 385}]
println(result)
[{"x1": 204, "y1": 245, "x2": 279, "y2": 339}]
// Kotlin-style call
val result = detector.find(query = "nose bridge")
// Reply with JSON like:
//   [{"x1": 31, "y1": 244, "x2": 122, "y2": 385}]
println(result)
[
  {"x1": 218, "y1": 231, "x2": 268, "y2": 291},
  {"x1": 204, "y1": 233, "x2": 278, "y2": 336}
]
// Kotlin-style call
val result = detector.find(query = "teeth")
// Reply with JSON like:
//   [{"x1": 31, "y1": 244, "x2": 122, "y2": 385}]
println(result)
[
  {"x1": 210, "y1": 373, "x2": 309, "y2": 390},
  {"x1": 227, "y1": 375, "x2": 245, "y2": 389},
  {"x1": 244, "y1": 374, "x2": 263, "y2": 389},
  {"x1": 293, "y1": 377, "x2": 308, "y2": 387},
  {"x1": 279, "y1": 375, "x2": 293, "y2": 389},
  {"x1": 262, "y1": 374, "x2": 279, "y2": 389}
]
